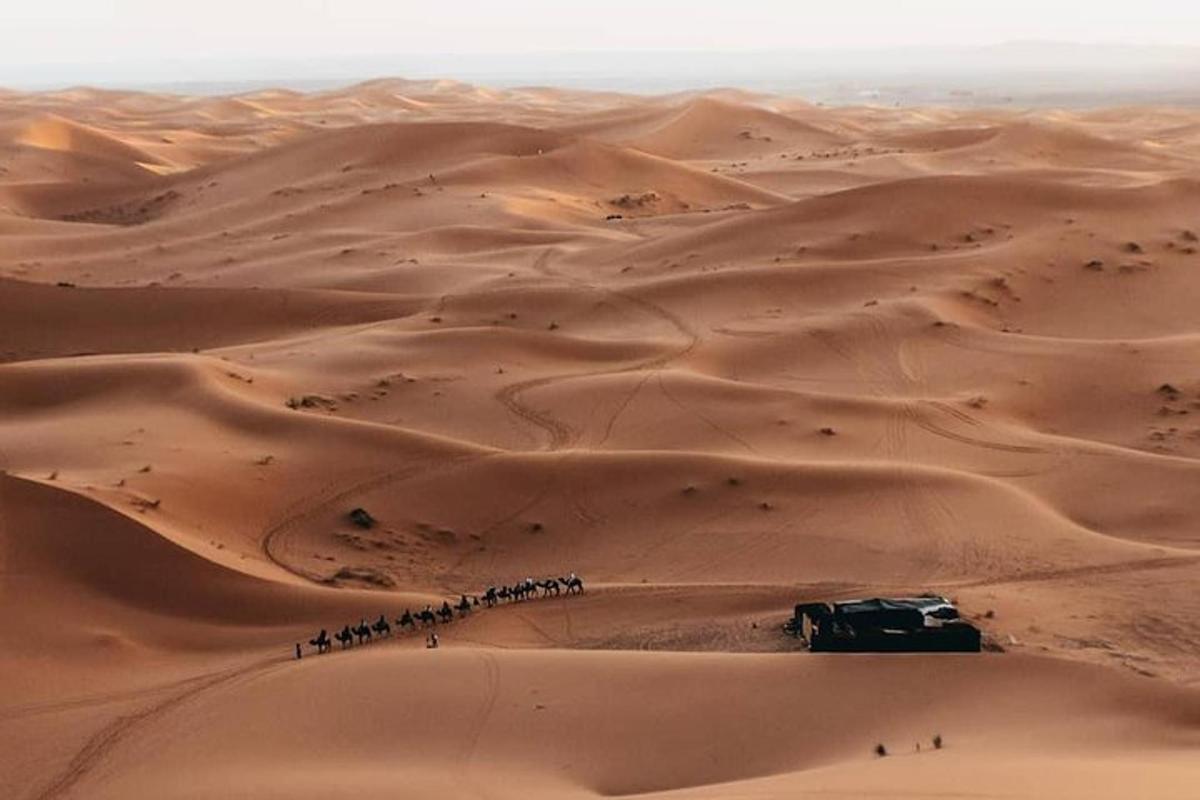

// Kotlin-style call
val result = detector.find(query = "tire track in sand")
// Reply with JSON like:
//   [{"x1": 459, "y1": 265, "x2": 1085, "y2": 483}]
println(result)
[
  {"x1": 959, "y1": 554, "x2": 1200, "y2": 589},
  {"x1": 30, "y1": 657, "x2": 287, "y2": 800},
  {"x1": 494, "y1": 248, "x2": 698, "y2": 451},
  {"x1": 456, "y1": 650, "x2": 502, "y2": 799},
  {"x1": 260, "y1": 452, "x2": 489, "y2": 583}
]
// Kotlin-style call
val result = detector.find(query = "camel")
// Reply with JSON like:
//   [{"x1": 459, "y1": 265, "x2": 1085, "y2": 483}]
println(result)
[
  {"x1": 309, "y1": 628, "x2": 331, "y2": 654},
  {"x1": 291, "y1": 570, "x2": 588, "y2": 658},
  {"x1": 335, "y1": 625, "x2": 354, "y2": 650}
]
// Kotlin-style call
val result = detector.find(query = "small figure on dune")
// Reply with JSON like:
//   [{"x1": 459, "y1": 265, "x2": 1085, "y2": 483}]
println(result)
[
  {"x1": 426, "y1": 632, "x2": 440, "y2": 649},
  {"x1": 295, "y1": 642, "x2": 302, "y2": 660},
  {"x1": 372, "y1": 614, "x2": 391, "y2": 638},
  {"x1": 456, "y1": 595, "x2": 472, "y2": 617}
]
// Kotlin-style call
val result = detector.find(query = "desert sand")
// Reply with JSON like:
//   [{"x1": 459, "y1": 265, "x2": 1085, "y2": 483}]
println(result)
[{"x1": 1, "y1": 78, "x2": 1199, "y2": 799}]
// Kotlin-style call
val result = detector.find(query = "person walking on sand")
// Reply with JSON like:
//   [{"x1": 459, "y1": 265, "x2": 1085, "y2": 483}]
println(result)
[{"x1": 426, "y1": 632, "x2": 439, "y2": 649}]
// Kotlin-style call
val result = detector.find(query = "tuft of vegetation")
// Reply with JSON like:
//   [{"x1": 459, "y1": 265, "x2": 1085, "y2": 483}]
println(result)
[
  {"x1": 875, "y1": 743, "x2": 888, "y2": 757},
  {"x1": 327, "y1": 566, "x2": 396, "y2": 589},
  {"x1": 348, "y1": 508, "x2": 376, "y2": 529},
  {"x1": 932, "y1": 734, "x2": 943, "y2": 750},
  {"x1": 286, "y1": 394, "x2": 336, "y2": 411},
  {"x1": 132, "y1": 497, "x2": 161, "y2": 512}
]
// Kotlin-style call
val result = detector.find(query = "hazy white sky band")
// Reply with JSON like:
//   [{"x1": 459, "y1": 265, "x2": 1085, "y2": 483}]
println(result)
[{"x1": 5, "y1": 0, "x2": 1200, "y2": 68}]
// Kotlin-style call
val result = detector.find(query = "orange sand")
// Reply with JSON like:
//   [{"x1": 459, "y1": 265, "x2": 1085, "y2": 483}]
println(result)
[{"x1": 2, "y1": 78, "x2": 1199, "y2": 799}]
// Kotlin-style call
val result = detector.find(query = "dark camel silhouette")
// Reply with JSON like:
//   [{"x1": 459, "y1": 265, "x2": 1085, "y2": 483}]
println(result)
[
  {"x1": 482, "y1": 587, "x2": 498, "y2": 607},
  {"x1": 397, "y1": 609, "x2": 415, "y2": 630},
  {"x1": 335, "y1": 625, "x2": 354, "y2": 650},
  {"x1": 456, "y1": 595, "x2": 473, "y2": 616},
  {"x1": 416, "y1": 607, "x2": 437, "y2": 627},
  {"x1": 310, "y1": 629, "x2": 331, "y2": 654},
  {"x1": 372, "y1": 614, "x2": 391, "y2": 638},
  {"x1": 498, "y1": 586, "x2": 512, "y2": 602},
  {"x1": 540, "y1": 578, "x2": 561, "y2": 597},
  {"x1": 437, "y1": 601, "x2": 454, "y2": 624},
  {"x1": 559, "y1": 575, "x2": 584, "y2": 594},
  {"x1": 353, "y1": 619, "x2": 373, "y2": 645}
]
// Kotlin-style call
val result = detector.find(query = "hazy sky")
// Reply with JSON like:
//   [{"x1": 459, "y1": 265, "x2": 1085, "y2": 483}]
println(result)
[
  {"x1": 3, "y1": 1, "x2": 1199, "y2": 88},
  {"x1": 7, "y1": 1, "x2": 1200, "y2": 61}
]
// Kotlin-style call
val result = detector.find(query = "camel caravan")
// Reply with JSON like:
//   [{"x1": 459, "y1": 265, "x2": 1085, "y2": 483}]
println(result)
[{"x1": 300, "y1": 574, "x2": 584, "y2": 658}]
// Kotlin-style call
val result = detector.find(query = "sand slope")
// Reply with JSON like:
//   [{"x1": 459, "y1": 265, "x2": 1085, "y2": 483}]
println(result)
[{"x1": 2, "y1": 79, "x2": 1199, "y2": 799}]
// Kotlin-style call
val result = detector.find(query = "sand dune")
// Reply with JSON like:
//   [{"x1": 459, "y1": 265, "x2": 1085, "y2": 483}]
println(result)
[
  {"x1": 2, "y1": 79, "x2": 1199, "y2": 799},
  {"x1": 619, "y1": 96, "x2": 848, "y2": 160}
]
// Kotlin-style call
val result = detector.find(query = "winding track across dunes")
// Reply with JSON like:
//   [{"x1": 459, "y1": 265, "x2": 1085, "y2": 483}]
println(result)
[
  {"x1": 493, "y1": 249, "x2": 700, "y2": 451},
  {"x1": 259, "y1": 452, "x2": 491, "y2": 584},
  {"x1": 22, "y1": 586, "x2": 583, "y2": 800},
  {"x1": 29, "y1": 657, "x2": 288, "y2": 800}
]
